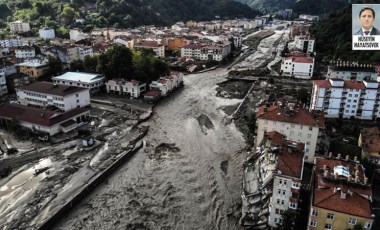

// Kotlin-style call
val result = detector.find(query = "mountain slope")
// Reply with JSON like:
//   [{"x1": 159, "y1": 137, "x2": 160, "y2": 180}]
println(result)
[
  {"x1": 310, "y1": 4, "x2": 380, "y2": 63},
  {"x1": 0, "y1": 0, "x2": 260, "y2": 28}
]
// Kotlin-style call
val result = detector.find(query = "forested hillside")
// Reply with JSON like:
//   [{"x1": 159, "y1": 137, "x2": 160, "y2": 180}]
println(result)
[
  {"x1": 310, "y1": 3, "x2": 380, "y2": 63},
  {"x1": 0, "y1": 0, "x2": 260, "y2": 37}
]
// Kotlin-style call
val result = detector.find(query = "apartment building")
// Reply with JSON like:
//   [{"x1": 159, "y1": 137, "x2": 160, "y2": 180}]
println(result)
[
  {"x1": 5, "y1": 73, "x2": 30, "y2": 94},
  {"x1": 105, "y1": 79, "x2": 146, "y2": 98},
  {"x1": 39, "y1": 28, "x2": 55, "y2": 40},
  {"x1": 265, "y1": 132, "x2": 304, "y2": 227},
  {"x1": 15, "y1": 46, "x2": 35, "y2": 59},
  {"x1": 0, "y1": 69, "x2": 8, "y2": 96},
  {"x1": 281, "y1": 56, "x2": 314, "y2": 79},
  {"x1": 9, "y1": 21, "x2": 30, "y2": 34},
  {"x1": 53, "y1": 72, "x2": 105, "y2": 93},
  {"x1": 311, "y1": 79, "x2": 380, "y2": 119},
  {"x1": 256, "y1": 99, "x2": 325, "y2": 163},
  {"x1": 134, "y1": 41, "x2": 165, "y2": 58},
  {"x1": 16, "y1": 81, "x2": 90, "y2": 112},
  {"x1": 17, "y1": 59, "x2": 49, "y2": 80},
  {"x1": 308, "y1": 157, "x2": 373, "y2": 230},
  {"x1": 181, "y1": 43, "x2": 205, "y2": 60},
  {"x1": 200, "y1": 42, "x2": 231, "y2": 61},
  {"x1": 326, "y1": 61, "x2": 377, "y2": 81},
  {"x1": 294, "y1": 35, "x2": 315, "y2": 53}
]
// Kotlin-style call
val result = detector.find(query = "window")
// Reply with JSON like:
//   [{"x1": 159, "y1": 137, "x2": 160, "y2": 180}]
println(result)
[
  {"x1": 354, "y1": 100, "x2": 357, "y2": 103},
  {"x1": 289, "y1": 203, "x2": 296, "y2": 209},
  {"x1": 364, "y1": 222, "x2": 373, "y2": 229},
  {"x1": 352, "y1": 105, "x2": 356, "y2": 108},
  {"x1": 279, "y1": 179, "x2": 283, "y2": 184},
  {"x1": 275, "y1": 218, "x2": 278, "y2": 223},
  {"x1": 307, "y1": 134, "x2": 312, "y2": 139},
  {"x1": 306, "y1": 148, "x2": 310, "y2": 153},
  {"x1": 281, "y1": 200, "x2": 285, "y2": 205},
  {"x1": 348, "y1": 218, "x2": 357, "y2": 225},
  {"x1": 282, "y1": 190, "x2": 286, "y2": 195},
  {"x1": 347, "y1": 105, "x2": 351, "y2": 108},
  {"x1": 283, "y1": 180, "x2": 287, "y2": 186},
  {"x1": 278, "y1": 189, "x2": 281, "y2": 194},
  {"x1": 348, "y1": 99, "x2": 351, "y2": 102},
  {"x1": 345, "y1": 110, "x2": 349, "y2": 113},
  {"x1": 312, "y1": 209, "x2": 319, "y2": 216},
  {"x1": 326, "y1": 213, "x2": 334, "y2": 220},
  {"x1": 275, "y1": 208, "x2": 280, "y2": 214},
  {"x1": 309, "y1": 126, "x2": 313, "y2": 131},
  {"x1": 324, "y1": 224, "x2": 332, "y2": 230},
  {"x1": 298, "y1": 132, "x2": 302, "y2": 137},
  {"x1": 309, "y1": 220, "x2": 317, "y2": 227},
  {"x1": 352, "y1": 110, "x2": 355, "y2": 113},
  {"x1": 277, "y1": 199, "x2": 280, "y2": 204}
]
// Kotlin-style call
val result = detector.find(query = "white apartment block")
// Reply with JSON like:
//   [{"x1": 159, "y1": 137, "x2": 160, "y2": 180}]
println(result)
[
  {"x1": 0, "y1": 38, "x2": 23, "y2": 48},
  {"x1": 69, "y1": 29, "x2": 90, "y2": 42},
  {"x1": 39, "y1": 28, "x2": 55, "y2": 40},
  {"x1": 299, "y1": 15, "x2": 319, "y2": 21},
  {"x1": 326, "y1": 62, "x2": 377, "y2": 81},
  {"x1": 311, "y1": 78, "x2": 380, "y2": 120},
  {"x1": 78, "y1": 46, "x2": 93, "y2": 60},
  {"x1": 281, "y1": 56, "x2": 314, "y2": 79},
  {"x1": 15, "y1": 46, "x2": 36, "y2": 59},
  {"x1": 181, "y1": 44, "x2": 204, "y2": 60},
  {"x1": 53, "y1": 72, "x2": 105, "y2": 93},
  {"x1": 133, "y1": 41, "x2": 165, "y2": 58},
  {"x1": 181, "y1": 43, "x2": 231, "y2": 61},
  {"x1": 294, "y1": 35, "x2": 315, "y2": 53},
  {"x1": 9, "y1": 21, "x2": 30, "y2": 34},
  {"x1": 149, "y1": 80, "x2": 169, "y2": 96},
  {"x1": 200, "y1": 43, "x2": 231, "y2": 61},
  {"x1": 105, "y1": 79, "x2": 146, "y2": 98},
  {"x1": 256, "y1": 100, "x2": 325, "y2": 163},
  {"x1": 0, "y1": 69, "x2": 8, "y2": 96},
  {"x1": 16, "y1": 81, "x2": 90, "y2": 112}
]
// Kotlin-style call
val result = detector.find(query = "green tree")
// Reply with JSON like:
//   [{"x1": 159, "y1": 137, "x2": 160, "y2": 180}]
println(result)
[
  {"x1": 353, "y1": 223, "x2": 364, "y2": 230},
  {"x1": 70, "y1": 60, "x2": 84, "y2": 72},
  {"x1": 42, "y1": 55, "x2": 63, "y2": 81},
  {"x1": 97, "y1": 45, "x2": 134, "y2": 80},
  {"x1": 278, "y1": 210, "x2": 296, "y2": 230},
  {"x1": 60, "y1": 5, "x2": 79, "y2": 25},
  {"x1": 296, "y1": 88, "x2": 310, "y2": 104},
  {"x1": 84, "y1": 55, "x2": 98, "y2": 72}
]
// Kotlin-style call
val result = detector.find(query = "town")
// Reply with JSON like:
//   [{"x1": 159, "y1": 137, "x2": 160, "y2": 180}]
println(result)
[{"x1": 0, "y1": 3, "x2": 379, "y2": 230}]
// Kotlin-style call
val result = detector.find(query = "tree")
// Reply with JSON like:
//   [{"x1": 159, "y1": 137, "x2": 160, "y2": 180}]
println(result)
[
  {"x1": 84, "y1": 55, "x2": 98, "y2": 72},
  {"x1": 70, "y1": 60, "x2": 84, "y2": 72},
  {"x1": 42, "y1": 55, "x2": 63, "y2": 81},
  {"x1": 97, "y1": 45, "x2": 134, "y2": 80},
  {"x1": 296, "y1": 88, "x2": 310, "y2": 105},
  {"x1": 60, "y1": 5, "x2": 79, "y2": 25},
  {"x1": 278, "y1": 210, "x2": 296, "y2": 230},
  {"x1": 353, "y1": 223, "x2": 364, "y2": 230}
]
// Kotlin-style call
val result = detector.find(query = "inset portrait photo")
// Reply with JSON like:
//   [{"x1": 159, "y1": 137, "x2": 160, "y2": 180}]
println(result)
[{"x1": 352, "y1": 4, "x2": 380, "y2": 50}]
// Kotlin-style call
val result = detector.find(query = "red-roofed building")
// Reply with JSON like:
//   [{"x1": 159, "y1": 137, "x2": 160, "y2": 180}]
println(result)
[
  {"x1": 254, "y1": 132, "x2": 305, "y2": 227},
  {"x1": 311, "y1": 79, "x2": 380, "y2": 120},
  {"x1": 308, "y1": 157, "x2": 373, "y2": 230},
  {"x1": 105, "y1": 79, "x2": 146, "y2": 98},
  {"x1": 256, "y1": 99, "x2": 325, "y2": 163},
  {"x1": 0, "y1": 103, "x2": 90, "y2": 136},
  {"x1": 281, "y1": 55, "x2": 315, "y2": 79}
]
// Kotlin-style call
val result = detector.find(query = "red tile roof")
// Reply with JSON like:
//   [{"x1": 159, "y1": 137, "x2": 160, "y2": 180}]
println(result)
[
  {"x1": 344, "y1": 81, "x2": 365, "y2": 89},
  {"x1": 0, "y1": 104, "x2": 89, "y2": 127},
  {"x1": 292, "y1": 57, "x2": 313, "y2": 63},
  {"x1": 313, "y1": 80, "x2": 331, "y2": 88},
  {"x1": 257, "y1": 104, "x2": 325, "y2": 127},
  {"x1": 265, "y1": 131, "x2": 305, "y2": 178},
  {"x1": 313, "y1": 80, "x2": 366, "y2": 89},
  {"x1": 135, "y1": 41, "x2": 162, "y2": 48},
  {"x1": 182, "y1": 43, "x2": 205, "y2": 49},
  {"x1": 144, "y1": 90, "x2": 160, "y2": 96},
  {"x1": 313, "y1": 157, "x2": 372, "y2": 219},
  {"x1": 17, "y1": 81, "x2": 88, "y2": 96}
]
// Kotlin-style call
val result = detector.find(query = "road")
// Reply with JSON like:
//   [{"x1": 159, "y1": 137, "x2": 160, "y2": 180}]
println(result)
[{"x1": 54, "y1": 31, "x2": 282, "y2": 230}]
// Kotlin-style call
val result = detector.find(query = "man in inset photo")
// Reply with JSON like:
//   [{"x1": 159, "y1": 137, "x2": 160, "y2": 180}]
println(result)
[{"x1": 354, "y1": 6, "x2": 380, "y2": 35}]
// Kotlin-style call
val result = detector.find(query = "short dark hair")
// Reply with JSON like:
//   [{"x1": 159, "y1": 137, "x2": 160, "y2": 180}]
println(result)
[{"x1": 359, "y1": 6, "x2": 375, "y2": 18}]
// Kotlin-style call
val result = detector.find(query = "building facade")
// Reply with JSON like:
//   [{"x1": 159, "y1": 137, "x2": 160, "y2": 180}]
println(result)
[
  {"x1": 358, "y1": 127, "x2": 380, "y2": 165},
  {"x1": 0, "y1": 69, "x2": 8, "y2": 96},
  {"x1": 9, "y1": 21, "x2": 30, "y2": 34},
  {"x1": 39, "y1": 28, "x2": 55, "y2": 40},
  {"x1": 311, "y1": 79, "x2": 380, "y2": 119},
  {"x1": 308, "y1": 157, "x2": 373, "y2": 230},
  {"x1": 326, "y1": 62, "x2": 377, "y2": 81},
  {"x1": 281, "y1": 56, "x2": 314, "y2": 79},
  {"x1": 105, "y1": 79, "x2": 147, "y2": 98},
  {"x1": 256, "y1": 99, "x2": 325, "y2": 163},
  {"x1": 17, "y1": 60, "x2": 49, "y2": 80},
  {"x1": 15, "y1": 46, "x2": 36, "y2": 59},
  {"x1": 134, "y1": 41, "x2": 165, "y2": 58},
  {"x1": 294, "y1": 35, "x2": 315, "y2": 53},
  {"x1": 16, "y1": 81, "x2": 90, "y2": 112}
]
